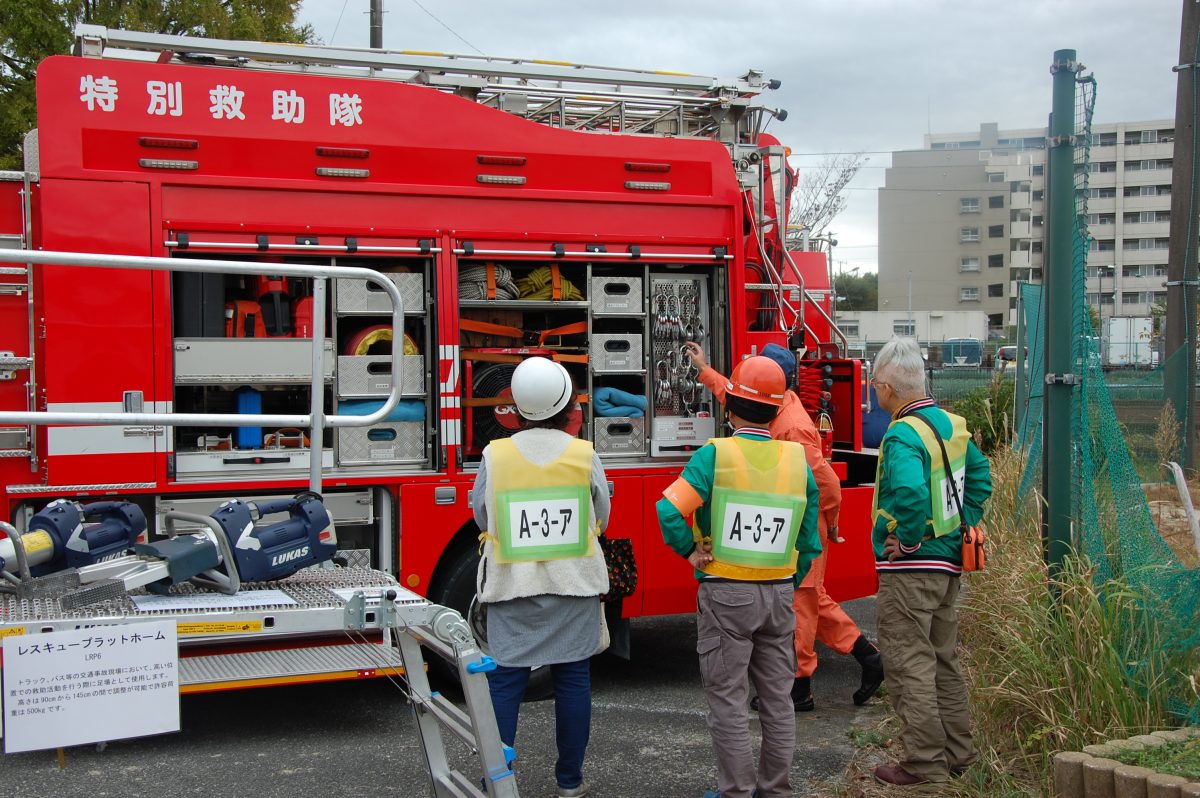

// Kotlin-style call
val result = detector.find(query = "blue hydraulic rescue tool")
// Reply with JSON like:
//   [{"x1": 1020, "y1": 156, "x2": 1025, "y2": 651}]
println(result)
[
  {"x1": 0, "y1": 499, "x2": 147, "y2": 577},
  {"x1": 0, "y1": 493, "x2": 337, "y2": 602}
]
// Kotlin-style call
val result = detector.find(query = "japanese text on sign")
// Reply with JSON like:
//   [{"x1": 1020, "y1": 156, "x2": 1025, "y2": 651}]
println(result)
[
  {"x1": 77, "y1": 74, "x2": 364, "y2": 128},
  {"x1": 2, "y1": 620, "x2": 180, "y2": 753},
  {"x1": 718, "y1": 502, "x2": 794, "y2": 555}
]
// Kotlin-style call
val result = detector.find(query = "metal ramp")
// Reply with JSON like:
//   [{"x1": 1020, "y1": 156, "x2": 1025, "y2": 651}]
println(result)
[{"x1": 178, "y1": 643, "x2": 404, "y2": 693}]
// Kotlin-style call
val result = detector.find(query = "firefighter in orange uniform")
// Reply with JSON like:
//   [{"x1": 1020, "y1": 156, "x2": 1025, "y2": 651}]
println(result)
[{"x1": 685, "y1": 342, "x2": 884, "y2": 711}]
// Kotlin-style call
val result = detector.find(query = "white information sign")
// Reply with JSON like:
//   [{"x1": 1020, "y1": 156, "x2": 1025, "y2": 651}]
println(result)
[
  {"x1": 718, "y1": 502, "x2": 795, "y2": 555},
  {"x1": 506, "y1": 497, "x2": 582, "y2": 550},
  {"x1": 2, "y1": 620, "x2": 180, "y2": 753}
]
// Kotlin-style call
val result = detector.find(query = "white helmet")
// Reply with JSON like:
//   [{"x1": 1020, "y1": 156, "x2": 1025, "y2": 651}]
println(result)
[{"x1": 510, "y1": 357, "x2": 574, "y2": 421}]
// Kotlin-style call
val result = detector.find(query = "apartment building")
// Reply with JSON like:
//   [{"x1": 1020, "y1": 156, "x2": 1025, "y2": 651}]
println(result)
[{"x1": 878, "y1": 120, "x2": 1174, "y2": 337}]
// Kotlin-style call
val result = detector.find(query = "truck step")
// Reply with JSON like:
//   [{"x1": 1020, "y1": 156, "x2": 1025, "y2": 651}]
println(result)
[{"x1": 179, "y1": 642, "x2": 404, "y2": 693}]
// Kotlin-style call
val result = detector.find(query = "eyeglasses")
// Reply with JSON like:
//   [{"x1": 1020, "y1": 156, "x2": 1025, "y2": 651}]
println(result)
[{"x1": 870, "y1": 378, "x2": 891, "y2": 389}]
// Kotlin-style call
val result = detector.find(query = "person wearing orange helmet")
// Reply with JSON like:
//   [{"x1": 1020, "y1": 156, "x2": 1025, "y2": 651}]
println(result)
[
  {"x1": 685, "y1": 341, "x2": 884, "y2": 713},
  {"x1": 657, "y1": 355, "x2": 821, "y2": 798}
]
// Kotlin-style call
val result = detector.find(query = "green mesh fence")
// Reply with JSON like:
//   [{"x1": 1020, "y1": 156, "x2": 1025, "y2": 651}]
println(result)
[{"x1": 1015, "y1": 75, "x2": 1200, "y2": 721}]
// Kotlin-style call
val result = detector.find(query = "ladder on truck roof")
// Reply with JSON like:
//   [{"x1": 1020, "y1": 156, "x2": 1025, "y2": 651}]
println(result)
[{"x1": 74, "y1": 24, "x2": 784, "y2": 141}]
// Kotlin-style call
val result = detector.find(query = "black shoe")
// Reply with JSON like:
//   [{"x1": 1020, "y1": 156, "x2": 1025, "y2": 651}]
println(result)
[
  {"x1": 851, "y1": 635, "x2": 884, "y2": 706},
  {"x1": 750, "y1": 677, "x2": 814, "y2": 712}
]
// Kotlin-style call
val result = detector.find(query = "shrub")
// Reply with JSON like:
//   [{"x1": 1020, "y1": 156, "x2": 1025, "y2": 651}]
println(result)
[{"x1": 952, "y1": 376, "x2": 1014, "y2": 455}]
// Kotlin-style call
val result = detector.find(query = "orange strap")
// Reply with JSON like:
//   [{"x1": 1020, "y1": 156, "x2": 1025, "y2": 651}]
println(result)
[
  {"x1": 460, "y1": 318, "x2": 522, "y2": 340},
  {"x1": 459, "y1": 319, "x2": 587, "y2": 346},
  {"x1": 551, "y1": 264, "x2": 562, "y2": 301},
  {"x1": 464, "y1": 392, "x2": 589, "y2": 408},
  {"x1": 461, "y1": 350, "x2": 590, "y2": 365},
  {"x1": 485, "y1": 263, "x2": 497, "y2": 300}
]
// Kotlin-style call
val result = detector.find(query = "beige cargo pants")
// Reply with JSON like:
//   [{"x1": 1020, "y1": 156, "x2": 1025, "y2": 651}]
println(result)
[
  {"x1": 876, "y1": 571, "x2": 978, "y2": 782},
  {"x1": 696, "y1": 579, "x2": 796, "y2": 798}
]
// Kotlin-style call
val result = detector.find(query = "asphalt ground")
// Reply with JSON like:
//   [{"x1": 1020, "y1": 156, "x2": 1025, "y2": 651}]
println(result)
[{"x1": 1, "y1": 598, "x2": 883, "y2": 798}]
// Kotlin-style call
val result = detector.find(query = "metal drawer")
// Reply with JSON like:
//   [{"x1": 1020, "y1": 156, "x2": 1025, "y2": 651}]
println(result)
[
  {"x1": 591, "y1": 276, "x2": 643, "y2": 315},
  {"x1": 174, "y1": 338, "x2": 334, "y2": 384},
  {"x1": 336, "y1": 422, "x2": 425, "y2": 465},
  {"x1": 336, "y1": 355, "x2": 425, "y2": 398},
  {"x1": 591, "y1": 334, "x2": 643, "y2": 372},
  {"x1": 172, "y1": 448, "x2": 334, "y2": 477},
  {"x1": 594, "y1": 417, "x2": 646, "y2": 456},
  {"x1": 335, "y1": 273, "x2": 425, "y2": 316}
]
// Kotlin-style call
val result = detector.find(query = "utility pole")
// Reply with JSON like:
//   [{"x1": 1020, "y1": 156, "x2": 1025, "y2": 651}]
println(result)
[
  {"x1": 370, "y1": 0, "x2": 384, "y2": 49},
  {"x1": 1166, "y1": 0, "x2": 1200, "y2": 468},
  {"x1": 907, "y1": 269, "x2": 914, "y2": 340},
  {"x1": 1044, "y1": 49, "x2": 1083, "y2": 580}
]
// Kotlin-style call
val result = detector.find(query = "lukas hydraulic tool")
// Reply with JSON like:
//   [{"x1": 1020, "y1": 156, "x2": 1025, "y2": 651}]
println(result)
[
  {"x1": 0, "y1": 500, "x2": 147, "y2": 578},
  {"x1": 0, "y1": 493, "x2": 337, "y2": 604}
]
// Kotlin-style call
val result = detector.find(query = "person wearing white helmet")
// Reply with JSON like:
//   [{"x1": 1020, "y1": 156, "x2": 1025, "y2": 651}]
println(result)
[{"x1": 471, "y1": 356, "x2": 611, "y2": 798}]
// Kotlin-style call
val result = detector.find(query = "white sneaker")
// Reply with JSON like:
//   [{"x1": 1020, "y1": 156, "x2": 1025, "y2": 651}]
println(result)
[{"x1": 557, "y1": 783, "x2": 588, "y2": 798}]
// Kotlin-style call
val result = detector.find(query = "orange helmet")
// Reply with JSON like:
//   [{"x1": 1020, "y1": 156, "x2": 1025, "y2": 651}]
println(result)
[{"x1": 726, "y1": 356, "x2": 786, "y2": 406}]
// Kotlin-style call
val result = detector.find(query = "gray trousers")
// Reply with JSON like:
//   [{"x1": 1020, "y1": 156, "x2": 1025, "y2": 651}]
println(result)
[
  {"x1": 696, "y1": 580, "x2": 796, "y2": 798},
  {"x1": 877, "y1": 572, "x2": 977, "y2": 781}
]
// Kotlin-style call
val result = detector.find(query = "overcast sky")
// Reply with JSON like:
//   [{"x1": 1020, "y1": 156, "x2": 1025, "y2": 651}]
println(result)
[{"x1": 298, "y1": 0, "x2": 1182, "y2": 273}]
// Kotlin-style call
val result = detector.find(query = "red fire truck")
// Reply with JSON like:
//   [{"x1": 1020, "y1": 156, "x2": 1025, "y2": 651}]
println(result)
[{"x1": 0, "y1": 27, "x2": 877, "y2": 639}]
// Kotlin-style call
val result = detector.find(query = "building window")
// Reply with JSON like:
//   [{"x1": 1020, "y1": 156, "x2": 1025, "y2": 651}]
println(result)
[
  {"x1": 960, "y1": 256, "x2": 981, "y2": 272},
  {"x1": 989, "y1": 253, "x2": 1004, "y2": 268},
  {"x1": 1094, "y1": 132, "x2": 1118, "y2": 146},
  {"x1": 1091, "y1": 161, "x2": 1117, "y2": 173},
  {"x1": 893, "y1": 321, "x2": 916, "y2": 336},
  {"x1": 960, "y1": 227, "x2": 981, "y2": 242},
  {"x1": 1032, "y1": 164, "x2": 1045, "y2": 176},
  {"x1": 1090, "y1": 187, "x2": 1115, "y2": 199},
  {"x1": 960, "y1": 287, "x2": 980, "y2": 302},
  {"x1": 840, "y1": 322, "x2": 859, "y2": 337},
  {"x1": 987, "y1": 283, "x2": 1004, "y2": 298},
  {"x1": 960, "y1": 197, "x2": 981, "y2": 213},
  {"x1": 1122, "y1": 292, "x2": 1142, "y2": 305},
  {"x1": 988, "y1": 224, "x2": 1004, "y2": 238},
  {"x1": 1031, "y1": 241, "x2": 1043, "y2": 254},
  {"x1": 989, "y1": 195, "x2": 1005, "y2": 209},
  {"x1": 1033, "y1": 215, "x2": 1044, "y2": 227},
  {"x1": 987, "y1": 172, "x2": 1005, "y2": 183},
  {"x1": 1033, "y1": 189, "x2": 1045, "y2": 201}
]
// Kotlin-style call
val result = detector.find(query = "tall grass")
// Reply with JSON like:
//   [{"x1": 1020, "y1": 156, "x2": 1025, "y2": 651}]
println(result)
[
  {"x1": 961, "y1": 448, "x2": 1199, "y2": 792},
  {"x1": 836, "y1": 447, "x2": 1200, "y2": 796}
]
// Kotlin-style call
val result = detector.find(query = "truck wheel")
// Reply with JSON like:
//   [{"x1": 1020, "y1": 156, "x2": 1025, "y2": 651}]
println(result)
[{"x1": 433, "y1": 545, "x2": 554, "y2": 701}]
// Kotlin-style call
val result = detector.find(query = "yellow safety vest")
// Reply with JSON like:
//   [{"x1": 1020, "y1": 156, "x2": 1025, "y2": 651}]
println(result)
[
  {"x1": 872, "y1": 412, "x2": 971, "y2": 538},
  {"x1": 693, "y1": 436, "x2": 808, "y2": 581},
  {"x1": 487, "y1": 437, "x2": 596, "y2": 563}
]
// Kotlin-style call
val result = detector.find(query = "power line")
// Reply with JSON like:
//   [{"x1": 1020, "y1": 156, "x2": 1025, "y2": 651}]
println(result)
[
  {"x1": 410, "y1": 0, "x2": 484, "y2": 55},
  {"x1": 329, "y1": 0, "x2": 352, "y2": 44}
]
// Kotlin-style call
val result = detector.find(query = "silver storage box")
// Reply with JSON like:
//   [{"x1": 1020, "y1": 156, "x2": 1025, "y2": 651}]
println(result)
[
  {"x1": 335, "y1": 272, "x2": 425, "y2": 316},
  {"x1": 174, "y1": 338, "x2": 334, "y2": 384},
  {"x1": 591, "y1": 276, "x2": 643, "y2": 315},
  {"x1": 336, "y1": 422, "x2": 425, "y2": 465},
  {"x1": 591, "y1": 334, "x2": 643, "y2": 372},
  {"x1": 173, "y1": 449, "x2": 334, "y2": 477},
  {"x1": 336, "y1": 355, "x2": 425, "y2": 398},
  {"x1": 594, "y1": 417, "x2": 646, "y2": 457}
]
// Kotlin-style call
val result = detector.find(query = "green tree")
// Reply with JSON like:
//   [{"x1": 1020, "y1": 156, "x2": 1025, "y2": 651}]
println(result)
[
  {"x1": 833, "y1": 268, "x2": 878, "y2": 311},
  {"x1": 0, "y1": 1, "x2": 314, "y2": 169}
]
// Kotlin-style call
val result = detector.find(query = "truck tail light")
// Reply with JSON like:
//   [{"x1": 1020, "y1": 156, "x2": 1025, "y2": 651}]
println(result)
[
  {"x1": 138, "y1": 137, "x2": 198, "y2": 149},
  {"x1": 477, "y1": 155, "x2": 527, "y2": 166},
  {"x1": 316, "y1": 167, "x2": 370, "y2": 178},
  {"x1": 477, "y1": 175, "x2": 527, "y2": 185},
  {"x1": 625, "y1": 162, "x2": 671, "y2": 172},
  {"x1": 624, "y1": 180, "x2": 671, "y2": 191},
  {"x1": 316, "y1": 146, "x2": 370, "y2": 159},
  {"x1": 138, "y1": 158, "x2": 199, "y2": 170}
]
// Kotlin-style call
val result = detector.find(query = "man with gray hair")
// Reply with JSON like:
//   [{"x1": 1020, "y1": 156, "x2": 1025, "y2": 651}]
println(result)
[{"x1": 868, "y1": 337, "x2": 992, "y2": 786}]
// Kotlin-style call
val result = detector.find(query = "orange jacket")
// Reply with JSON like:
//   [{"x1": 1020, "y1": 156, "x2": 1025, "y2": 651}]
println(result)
[{"x1": 698, "y1": 365, "x2": 841, "y2": 533}]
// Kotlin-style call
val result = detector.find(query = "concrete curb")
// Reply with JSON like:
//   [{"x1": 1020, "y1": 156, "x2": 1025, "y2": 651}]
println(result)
[{"x1": 1054, "y1": 729, "x2": 1199, "y2": 798}]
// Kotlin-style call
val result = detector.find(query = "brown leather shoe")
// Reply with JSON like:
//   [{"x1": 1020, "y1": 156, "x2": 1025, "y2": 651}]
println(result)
[{"x1": 873, "y1": 764, "x2": 928, "y2": 786}]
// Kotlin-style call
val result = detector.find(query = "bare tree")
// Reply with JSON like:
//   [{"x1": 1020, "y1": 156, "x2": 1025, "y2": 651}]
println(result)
[{"x1": 788, "y1": 153, "x2": 866, "y2": 239}]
